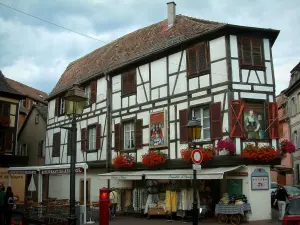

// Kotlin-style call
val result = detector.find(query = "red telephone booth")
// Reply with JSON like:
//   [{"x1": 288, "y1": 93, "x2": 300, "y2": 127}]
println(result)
[{"x1": 99, "y1": 187, "x2": 109, "y2": 225}]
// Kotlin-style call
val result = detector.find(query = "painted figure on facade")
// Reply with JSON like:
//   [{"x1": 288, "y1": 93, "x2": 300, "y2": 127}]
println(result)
[
  {"x1": 244, "y1": 109, "x2": 261, "y2": 139},
  {"x1": 150, "y1": 123, "x2": 164, "y2": 146}
]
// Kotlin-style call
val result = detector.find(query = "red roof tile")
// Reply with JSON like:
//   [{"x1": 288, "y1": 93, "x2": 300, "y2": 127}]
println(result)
[{"x1": 5, "y1": 77, "x2": 48, "y2": 103}]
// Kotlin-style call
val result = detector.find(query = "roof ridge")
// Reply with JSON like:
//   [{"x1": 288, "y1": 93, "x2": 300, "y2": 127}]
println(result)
[{"x1": 179, "y1": 14, "x2": 227, "y2": 25}]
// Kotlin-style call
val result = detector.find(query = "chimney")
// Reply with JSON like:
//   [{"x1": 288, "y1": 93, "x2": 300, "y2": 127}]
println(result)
[{"x1": 167, "y1": 2, "x2": 176, "y2": 28}]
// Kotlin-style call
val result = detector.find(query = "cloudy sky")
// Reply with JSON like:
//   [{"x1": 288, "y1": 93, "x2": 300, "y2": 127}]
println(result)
[{"x1": 0, "y1": 0, "x2": 299, "y2": 95}]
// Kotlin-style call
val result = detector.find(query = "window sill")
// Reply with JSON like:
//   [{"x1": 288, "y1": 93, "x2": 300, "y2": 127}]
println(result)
[
  {"x1": 187, "y1": 70, "x2": 210, "y2": 79},
  {"x1": 86, "y1": 149, "x2": 98, "y2": 153},
  {"x1": 242, "y1": 138, "x2": 271, "y2": 142},
  {"x1": 122, "y1": 148, "x2": 136, "y2": 153},
  {"x1": 121, "y1": 92, "x2": 137, "y2": 98},
  {"x1": 240, "y1": 65, "x2": 266, "y2": 71}
]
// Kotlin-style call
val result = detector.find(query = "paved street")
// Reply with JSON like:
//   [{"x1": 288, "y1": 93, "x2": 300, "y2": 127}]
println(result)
[{"x1": 92, "y1": 209, "x2": 281, "y2": 225}]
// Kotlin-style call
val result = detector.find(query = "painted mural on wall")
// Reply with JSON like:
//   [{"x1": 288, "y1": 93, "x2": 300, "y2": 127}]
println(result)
[
  {"x1": 243, "y1": 103, "x2": 266, "y2": 139},
  {"x1": 0, "y1": 168, "x2": 25, "y2": 201},
  {"x1": 149, "y1": 111, "x2": 167, "y2": 148}
]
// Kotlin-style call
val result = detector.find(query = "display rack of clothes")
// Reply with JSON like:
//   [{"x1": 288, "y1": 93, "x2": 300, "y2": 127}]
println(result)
[{"x1": 132, "y1": 188, "x2": 147, "y2": 213}]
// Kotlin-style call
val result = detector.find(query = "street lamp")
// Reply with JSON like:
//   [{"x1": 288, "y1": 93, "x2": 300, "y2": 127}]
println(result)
[
  {"x1": 187, "y1": 118, "x2": 202, "y2": 225},
  {"x1": 64, "y1": 84, "x2": 87, "y2": 225}
]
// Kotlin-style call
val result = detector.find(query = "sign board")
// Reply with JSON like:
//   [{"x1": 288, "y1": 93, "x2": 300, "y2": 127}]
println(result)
[
  {"x1": 8, "y1": 170, "x2": 37, "y2": 175},
  {"x1": 227, "y1": 172, "x2": 248, "y2": 176},
  {"x1": 191, "y1": 149, "x2": 203, "y2": 164},
  {"x1": 192, "y1": 164, "x2": 202, "y2": 170},
  {"x1": 251, "y1": 168, "x2": 269, "y2": 190},
  {"x1": 40, "y1": 167, "x2": 83, "y2": 174}
]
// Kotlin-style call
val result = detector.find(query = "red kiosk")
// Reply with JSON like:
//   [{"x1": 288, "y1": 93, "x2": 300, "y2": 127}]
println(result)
[{"x1": 99, "y1": 187, "x2": 109, "y2": 225}]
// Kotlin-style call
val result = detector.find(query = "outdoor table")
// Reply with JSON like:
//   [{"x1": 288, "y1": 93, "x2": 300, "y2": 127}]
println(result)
[{"x1": 215, "y1": 203, "x2": 251, "y2": 225}]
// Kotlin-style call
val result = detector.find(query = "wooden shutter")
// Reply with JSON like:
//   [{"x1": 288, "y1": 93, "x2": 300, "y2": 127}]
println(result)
[
  {"x1": 67, "y1": 130, "x2": 72, "y2": 155},
  {"x1": 268, "y1": 102, "x2": 279, "y2": 139},
  {"x1": 252, "y1": 39, "x2": 263, "y2": 66},
  {"x1": 135, "y1": 119, "x2": 143, "y2": 149},
  {"x1": 279, "y1": 123, "x2": 284, "y2": 138},
  {"x1": 25, "y1": 98, "x2": 29, "y2": 108},
  {"x1": 210, "y1": 102, "x2": 222, "y2": 140},
  {"x1": 179, "y1": 109, "x2": 189, "y2": 143},
  {"x1": 3, "y1": 103, "x2": 10, "y2": 116},
  {"x1": 114, "y1": 123, "x2": 121, "y2": 151},
  {"x1": 187, "y1": 46, "x2": 198, "y2": 76},
  {"x1": 240, "y1": 38, "x2": 252, "y2": 66},
  {"x1": 198, "y1": 43, "x2": 209, "y2": 72},
  {"x1": 4, "y1": 132, "x2": 13, "y2": 152},
  {"x1": 122, "y1": 69, "x2": 136, "y2": 95},
  {"x1": 81, "y1": 128, "x2": 87, "y2": 152},
  {"x1": 96, "y1": 124, "x2": 101, "y2": 149},
  {"x1": 230, "y1": 100, "x2": 245, "y2": 138},
  {"x1": 55, "y1": 97, "x2": 60, "y2": 116},
  {"x1": 90, "y1": 81, "x2": 97, "y2": 104},
  {"x1": 52, "y1": 132, "x2": 61, "y2": 157}
]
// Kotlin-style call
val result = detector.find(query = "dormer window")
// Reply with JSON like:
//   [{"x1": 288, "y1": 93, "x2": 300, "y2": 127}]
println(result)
[{"x1": 239, "y1": 37, "x2": 264, "y2": 69}]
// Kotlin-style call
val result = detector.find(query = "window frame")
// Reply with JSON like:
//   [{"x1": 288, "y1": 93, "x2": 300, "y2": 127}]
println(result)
[
  {"x1": 59, "y1": 98, "x2": 65, "y2": 116},
  {"x1": 239, "y1": 37, "x2": 265, "y2": 70},
  {"x1": 0, "y1": 101, "x2": 10, "y2": 117},
  {"x1": 192, "y1": 105, "x2": 211, "y2": 141},
  {"x1": 38, "y1": 140, "x2": 45, "y2": 158},
  {"x1": 123, "y1": 121, "x2": 135, "y2": 150},
  {"x1": 85, "y1": 85, "x2": 92, "y2": 106},
  {"x1": 122, "y1": 69, "x2": 137, "y2": 97},
  {"x1": 87, "y1": 125, "x2": 97, "y2": 151}
]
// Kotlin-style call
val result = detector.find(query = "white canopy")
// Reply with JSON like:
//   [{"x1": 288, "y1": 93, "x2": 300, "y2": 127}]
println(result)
[{"x1": 98, "y1": 166, "x2": 244, "y2": 180}]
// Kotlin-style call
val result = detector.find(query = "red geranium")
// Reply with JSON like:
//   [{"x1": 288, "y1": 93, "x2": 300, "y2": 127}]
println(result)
[
  {"x1": 142, "y1": 150, "x2": 167, "y2": 167},
  {"x1": 242, "y1": 143, "x2": 277, "y2": 162},
  {"x1": 180, "y1": 148, "x2": 193, "y2": 163},
  {"x1": 280, "y1": 139, "x2": 296, "y2": 154},
  {"x1": 217, "y1": 138, "x2": 236, "y2": 153},
  {"x1": 180, "y1": 146, "x2": 215, "y2": 163},
  {"x1": 112, "y1": 154, "x2": 135, "y2": 168}
]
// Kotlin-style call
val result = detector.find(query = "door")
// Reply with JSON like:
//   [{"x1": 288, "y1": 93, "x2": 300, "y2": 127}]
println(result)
[{"x1": 80, "y1": 178, "x2": 90, "y2": 205}]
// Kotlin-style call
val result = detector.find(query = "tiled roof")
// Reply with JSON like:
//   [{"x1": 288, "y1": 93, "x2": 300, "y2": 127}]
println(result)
[
  {"x1": 35, "y1": 105, "x2": 48, "y2": 121},
  {"x1": 5, "y1": 77, "x2": 48, "y2": 103},
  {"x1": 48, "y1": 15, "x2": 226, "y2": 99},
  {"x1": 47, "y1": 14, "x2": 279, "y2": 100},
  {"x1": 0, "y1": 71, "x2": 24, "y2": 97}
]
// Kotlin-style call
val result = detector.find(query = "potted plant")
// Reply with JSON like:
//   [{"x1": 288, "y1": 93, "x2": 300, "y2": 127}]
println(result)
[
  {"x1": 142, "y1": 150, "x2": 167, "y2": 167},
  {"x1": 112, "y1": 153, "x2": 135, "y2": 168},
  {"x1": 280, "y1": 139, "x2": 296, "y2": 156},
  {"x1": 242, "y1": 143, "x2": 277, "y2": 162},
  {"x1": 217, "y1": 138, "x2": 236, "y2": 155}
]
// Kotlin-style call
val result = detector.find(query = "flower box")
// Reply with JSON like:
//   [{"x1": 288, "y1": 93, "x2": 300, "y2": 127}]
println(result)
[
  {"x1": 180, "y1": 145, "x2": 215, "y2": 163},
  {"x1": 112, "y1": 153, "x2": 135, "y2": 168},
  {"x1": 241, "y1": 143, "x2": 277, "y2": 162},
  {"x1": 142, "y1": 150, "x2": 167, "y2": 167}
]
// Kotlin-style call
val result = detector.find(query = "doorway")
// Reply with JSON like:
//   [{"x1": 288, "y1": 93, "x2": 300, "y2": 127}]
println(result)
[{"x1": 80, "y1": 178, "x2": 90, "y2": 205}]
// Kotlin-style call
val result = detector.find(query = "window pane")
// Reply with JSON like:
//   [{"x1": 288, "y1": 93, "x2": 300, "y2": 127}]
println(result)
[
  {"x1": 203, "y1": 108, "x2": 209, "y2": 117},
  {"x1": 130, "y1": 122, "x2": 134, "y2": 130},
  {"x1": 125, "y1": 140, "x2": 130, "y2": 149},
  {"x1": 203, "y1": 118, "x2": 210, "y2": 128},
  {"x1": 194, "y1": 108, "x2": 201, "y2": 119},
  {"x1": 125, "y1": 132, "x2": 130, "y2": 141},
  {"x1": 125, "y1": 124, "x2": 130, "y2": 132},
  {"x1": 203, "y1": 128, "x2": 210, "y2": 139}
]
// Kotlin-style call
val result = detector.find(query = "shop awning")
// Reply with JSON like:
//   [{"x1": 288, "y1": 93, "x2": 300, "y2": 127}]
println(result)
[
  {"x1": 98, "y1": 166, "x2": 244, "y2": 180},
  {"x1": 98, "y1": 171, "x2": 144, "y2": 180},
  {"x1": 144, "y1": 166, "x2": 244, "y2": 180}
]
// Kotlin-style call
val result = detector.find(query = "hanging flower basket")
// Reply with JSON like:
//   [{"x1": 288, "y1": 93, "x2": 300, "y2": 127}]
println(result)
[
  {"x1": 142, "y1": 150, "x2": 167, "y2": 167},
  {"x1": 280, "y1": 139, "x2": 296, "y2": 155},
  {"x1": 112, "y1": 153, "x2": 135, "y2": 168},
  {"x1": 180, "y1": 148, "x2": 194, "y2": 163},
  {"x1": 241, "y1": 143, "x2": 278, "y2": 162},
  {"x1": 217, "y1": 138, "x2": 236, "y2": 155}
]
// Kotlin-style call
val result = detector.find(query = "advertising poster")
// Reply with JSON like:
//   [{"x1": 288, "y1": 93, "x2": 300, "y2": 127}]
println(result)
[{"x1": 149, "y1": 110, "x2": 167, "y2": 148}]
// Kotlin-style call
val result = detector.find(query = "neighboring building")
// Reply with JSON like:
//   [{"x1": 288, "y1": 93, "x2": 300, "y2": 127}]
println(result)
[
  {"x1": 284, "y1": 62, "x2": 300, "y2": 185},
  {"x1": 18, "y1": 105, "x2": 48, "y2": 201},
  {"x1": 5, "y1": 77, "x2": 48, "y2": 133},
  {"x1": 0, "y1": 70, "x2": 28, "y2": 201},
  {"x1": 270, "y1": 92, "x2": 293, "y2": 185},
  {"x1": 10, "y1": 3, "x2": 281, "y2": 221}
]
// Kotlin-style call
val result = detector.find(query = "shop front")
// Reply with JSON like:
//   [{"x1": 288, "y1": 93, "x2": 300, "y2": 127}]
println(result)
[{"x1": 98, "y1": 165, "x2": 272, "y2": 221}]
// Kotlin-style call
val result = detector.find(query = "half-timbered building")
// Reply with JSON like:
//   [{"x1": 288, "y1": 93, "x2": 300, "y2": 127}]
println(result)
[{"x1": 10, "y1": 2, "x2": 281, "y2": 221}]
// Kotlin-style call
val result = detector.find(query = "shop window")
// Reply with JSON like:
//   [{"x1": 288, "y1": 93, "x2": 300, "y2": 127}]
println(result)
[
  {"x1": 192, "y1": 106, "x2": 211, "y2": 140},
  {"x1": 230, "y1": 100, "x2": 278, "y2": 139},
  {"x1": 124, "y1": 121, "x2": 135, "y2": 150},
  {"x1": 38, "y1": 140, "x2": 45, "y2": 158},
  {"x1": 88, "y1": 125, "x2": 97, "y2": 151},
  {"x1": 122, "y1": 69, "x2": 136, "y2": 96},
  {"x1": 52, "y1": 132, "x2": 61, "y2": 157},
  {"x1": 186, "y1": 42, "x2": 209, "y2": 77},
  {"x1": 239, "y1": 37, "x2": 264, "y2": 69}
]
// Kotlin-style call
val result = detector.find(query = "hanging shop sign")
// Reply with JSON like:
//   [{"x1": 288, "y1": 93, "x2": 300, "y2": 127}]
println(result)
[
  {"x1": 8, "y1": 170, "x2": 37, "y2": 175},
  {"x1": 251, "y1": 168, "x2": 269, "y2": 190},
  {"x1": 40, "y1": 167, "x2": 83, "y2": 174},
  {"x1": 0, "y1": 116, "x2": 11, "y2": 127},
  {"x1": 149, "y1": 110, "x2": 168, "y2": 149}
]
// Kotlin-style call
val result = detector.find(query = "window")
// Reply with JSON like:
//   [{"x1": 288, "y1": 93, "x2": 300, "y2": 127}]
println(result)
[
  {"x1": 35, "y1": 114, "x2": 39, "y2": 124},
  {"x1": 88, "y1": 126, "x2": 96, "y2": 151},
  {"x1": 122, "y1": 69, "x2": 136, "y2": 96},
  {"x1": 192, "y1": 107, "x2": 210, "y2": 140},
  {"x1": 52, "y1": 132, "x2": 61, "y2": 157},
  {"x1": 37, "y1": 140, "x2": 45, "y2": 157},
  {"x1": 85, "y1": 86, "x2": 91, "y2": 105},
  {"x1": 239, "y1": 37, "x2": 264, "y2": 68},
  {"x1": 60, "y1": 98, "x2": 65, "y2": 115},
  {"x1": 298, "y1": 93, "x2": 300, "y2": 113},
  {"x1": 124, "y1": 121, "x2": 135, "y2": 149},
  {"x1": 294, "y1": 131, "x2": 298, "y2": 147},
  {"x1": 0, "y1": 101, "x2": 10, "y2": 116},
  {"x1": 19, "y1": 144, "x2": 27, "y2": 156},
  {"x1": 186, "y1": 42, "x2": 209, "y2": 77},
  {"x1": 291, "y1": 97, "x2": 296, "y2": 116}
]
